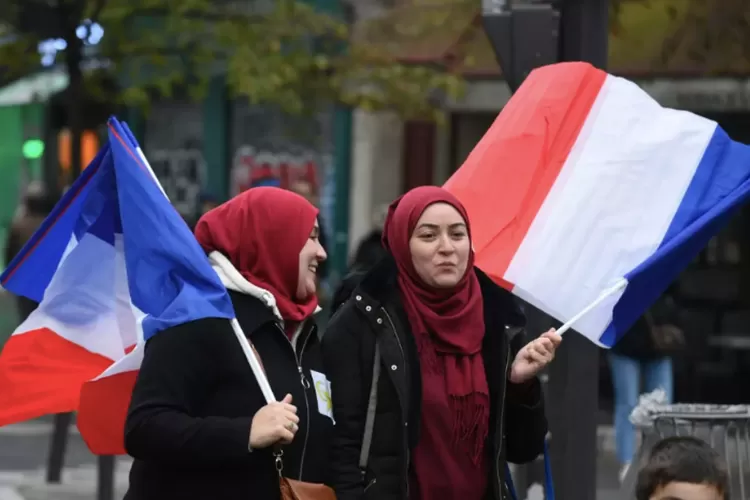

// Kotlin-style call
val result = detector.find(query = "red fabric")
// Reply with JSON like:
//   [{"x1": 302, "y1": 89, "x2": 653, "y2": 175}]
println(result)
[
  {"x1": 194, "y1": 187, "x2": 319, "y2": 328},
  {"x1": 382, "y1": 186, "x2": 490, "y2": 497}
]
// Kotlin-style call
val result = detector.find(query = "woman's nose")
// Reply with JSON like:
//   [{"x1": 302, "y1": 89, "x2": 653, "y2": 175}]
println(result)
[
  {"x1": 437, "y1": 234, "x2": 455, "y2": 253},
  {"x1": 316, "y1": 243, "x2": 328, "y2": 261}
]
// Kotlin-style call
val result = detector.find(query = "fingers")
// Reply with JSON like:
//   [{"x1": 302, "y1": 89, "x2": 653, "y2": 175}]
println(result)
[
  {"x1": 281, "y1": 393, "x2": 293, "y2": 404},
  {"x1": 541, "y1": 329, "x2": 563, "y2": 346},
  {"x1": 526, "y1": 337, "x2": 556, "y2": 364},
  {"x1": 527, "y1": 346, "x2": 548, "y2": 364},
  {"x1": 278, "y1": 427, "x2": 295, "y2": 444}
]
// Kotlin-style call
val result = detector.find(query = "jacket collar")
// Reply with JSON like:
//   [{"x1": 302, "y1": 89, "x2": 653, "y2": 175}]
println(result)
[
  {"x1": 353, "y1": 255, "x2": 525, "y2": 328},
  {"x1": 210, "y1": 251, "x2": 320, "y2": 344}
]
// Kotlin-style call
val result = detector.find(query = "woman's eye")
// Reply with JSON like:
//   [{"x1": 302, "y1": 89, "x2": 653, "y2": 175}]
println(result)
[{"x1": 419, "y1": 233, "x2": 436, "y2": 240}]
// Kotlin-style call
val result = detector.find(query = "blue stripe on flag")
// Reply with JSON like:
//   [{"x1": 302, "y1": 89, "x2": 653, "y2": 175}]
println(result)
[
  {"x1": 107, "y1": 118, "x2": 234, "y2": 340},
  {"x1": 600, "y1": 125, "x2": 750, "y2": 346},
  {"x1": 1, "y1": 116, "x2": 234, "y2": 343},
  {"x1": 0, "y1": 145, "x2": 109, "y2": 302}
]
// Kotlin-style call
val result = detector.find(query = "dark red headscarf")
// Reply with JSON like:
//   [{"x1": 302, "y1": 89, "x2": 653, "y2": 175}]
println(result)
[
  {"x1": 383, "y1": 186, "x2": 489, "y2": 465},
  {"x1": 194, "y1": 187, "x2": 319, "y2": 325}
]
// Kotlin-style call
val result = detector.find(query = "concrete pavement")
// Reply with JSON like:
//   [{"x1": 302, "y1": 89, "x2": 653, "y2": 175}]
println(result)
[{"x1": 0, "y1": 419, "x2": 623, "y2": 500}]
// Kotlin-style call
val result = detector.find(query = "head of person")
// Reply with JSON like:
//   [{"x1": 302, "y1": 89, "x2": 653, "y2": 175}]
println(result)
[
  {"x1": 383, "y1": 186, "x2": 473, "y2": 292},
  {"x1": 23, "y1": 181, "x2": 57, "y2": 216},
  {"x1": 198, "y1": 192, "x2": 219, "y2": 217},
  {"x1": 194, "y1": 187, "x2": 327, "y2": 322},
  {"x1": 636, "y1": 436, "x2": 728, "y2": 500},
  {"x1": 289, "y1": 179, "x2": 318, "y2": 207}
]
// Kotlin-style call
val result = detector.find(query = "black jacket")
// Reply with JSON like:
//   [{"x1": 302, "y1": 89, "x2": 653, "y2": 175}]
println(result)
[
  {"x1": 321, "y1": 257, "x2": 548, "y2": 500},
  {"x1": 124, "y1": 291, "x2": 334, "y2": 500}
]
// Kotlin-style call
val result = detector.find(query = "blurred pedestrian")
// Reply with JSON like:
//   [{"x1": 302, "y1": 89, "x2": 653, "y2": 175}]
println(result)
[
  {"x1": 4, "y1": 182, "x2": 57, "y2": 323},
  {"x1": 322, "y1": 186, "x2": 559, "y2": 500},
  {"x1": 124, "y1": 187, "x2": 333, "y2": 500},
  {"x1": 329, "y1": 204, "x2": 389, "y2": 314},
  {"x1": 609, "y1": 292, "x2": 683, "y2": 482},
  {"x1": 349, "y1": 204, "x2": 389, "y2": 273}
]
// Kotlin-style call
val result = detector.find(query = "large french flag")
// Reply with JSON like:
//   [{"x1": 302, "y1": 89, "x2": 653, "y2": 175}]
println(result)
[
  {"x1": 0, "y1": 117, "x2": 234, "y2": 454},
  {"x1": 445, "y1": 62, "x2": 750, "y2": 347}
]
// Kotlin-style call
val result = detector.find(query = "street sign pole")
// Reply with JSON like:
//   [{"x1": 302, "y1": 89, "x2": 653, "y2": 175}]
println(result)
[{"x1": 481, "y1": 0, "x2": 609, "y2": 499}]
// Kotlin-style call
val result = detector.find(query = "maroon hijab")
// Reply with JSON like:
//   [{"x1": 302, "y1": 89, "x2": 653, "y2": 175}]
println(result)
[
  {"x1": 194, "y1": 187, "x2": 319, "y2": 327},
  {"x1": 382, "y1": 186, "x2": 488, "y2": 464}
]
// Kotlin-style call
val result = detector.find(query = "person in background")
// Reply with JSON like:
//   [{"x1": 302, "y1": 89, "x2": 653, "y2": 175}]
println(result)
[
  {"x1": 323, "y1": 186, "x2": 559, "y2": 500},
  {"x1": 329, "y1": 204, "x2": 389, "y2": 314},
  {"x1": 185, "y1": 193, "x2": 221, "y2": 231},
  {"x1": 124, "y1": 187, "x2": 333, "y2": 500},
  {"x1": 4, "y1": 182, "x2": 57, "y2": 322},
  {"x1": 635, "y1": 436, "x2": 727, "y2": 500},
  {"x1": 349, "y1": 204, "x2": 389, "y2": 273},
  {"x1": 609, "y1": 291, "x2": 684, "y2": 482}
]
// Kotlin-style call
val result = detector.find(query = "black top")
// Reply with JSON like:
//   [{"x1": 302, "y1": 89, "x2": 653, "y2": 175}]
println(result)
[
  {"x1": 124, "y1": 291, "x2": 334, "y2": 500},
  {"x1": 322, "y1": 257, "x2": 548, "y2": 500}
]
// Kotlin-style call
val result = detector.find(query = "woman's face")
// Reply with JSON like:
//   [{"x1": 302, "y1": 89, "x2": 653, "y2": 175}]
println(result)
[
  {"x1": 296, "y1": 219, "x2": 327, "y2": 300},
  {"x1": 409, "y1": 202, "x2": 470, "y2": 289}
]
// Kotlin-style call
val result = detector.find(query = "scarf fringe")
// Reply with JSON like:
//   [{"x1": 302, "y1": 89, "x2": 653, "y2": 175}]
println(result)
[{"x1": 451, "y1": 394, "x2": 490, "y2": 465}]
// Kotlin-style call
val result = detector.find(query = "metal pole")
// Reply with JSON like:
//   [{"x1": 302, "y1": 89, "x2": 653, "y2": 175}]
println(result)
[
  {"x1": 97, "y1": 455, "x2": 116, "y2": 500},
  {"x1": 46, "y1": 412, "x2": 72, "y2": 482},
  {"x1": 545, "y1": 2, "x2": 609, "y2": 500}
]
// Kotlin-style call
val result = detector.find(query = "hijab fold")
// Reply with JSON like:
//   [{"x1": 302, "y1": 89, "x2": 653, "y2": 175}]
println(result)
[
  {"x1": 194, "y1": 187, "x2": 319, "y2": 328},
  {"x1": 382, "y1": 186, "x2": 488, "y2": 464}
]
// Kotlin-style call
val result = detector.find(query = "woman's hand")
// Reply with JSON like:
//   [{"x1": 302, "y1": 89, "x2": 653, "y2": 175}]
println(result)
[
  {"x1": 509, "y1": 329, "x2": 562, "y2": 384},
  {"x1": 249, "y1": 394, "x2": 299, "y2": 449}
]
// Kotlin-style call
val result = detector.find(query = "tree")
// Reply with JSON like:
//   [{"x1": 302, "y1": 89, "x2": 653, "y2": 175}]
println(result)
[
  {"x1": 0, "y1": 0, "x2": 465, "y2": 180},
  {"x1": 610, "y1": 0, "x2": 750, "y2": 73}
]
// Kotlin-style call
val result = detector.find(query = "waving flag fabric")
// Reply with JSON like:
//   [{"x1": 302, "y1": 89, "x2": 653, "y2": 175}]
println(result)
[
  {"x1": 445, "y1": 62, "x2": 750, "y2": 347},
  {"x1": 0, "y1": 117, "x2": 234, "y2": 454}
]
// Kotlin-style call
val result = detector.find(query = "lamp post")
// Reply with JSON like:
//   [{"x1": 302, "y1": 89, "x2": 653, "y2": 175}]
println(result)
[{"x1": 481, "y1": 1, "x2": 609, "y2": 499}]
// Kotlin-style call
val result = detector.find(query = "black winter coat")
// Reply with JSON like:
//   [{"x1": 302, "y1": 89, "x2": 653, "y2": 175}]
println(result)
[
  {"x1": 321, "y1": 257, "x2": 548, "y2": 500},
  {"x1": 124, "y1": 291, "x2": 334, "y2": 500}
]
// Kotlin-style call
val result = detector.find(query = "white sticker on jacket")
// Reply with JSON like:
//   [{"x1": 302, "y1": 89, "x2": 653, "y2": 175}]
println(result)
[{"x1": 310, "y1": 370, "x2": 335, "y2": 423}]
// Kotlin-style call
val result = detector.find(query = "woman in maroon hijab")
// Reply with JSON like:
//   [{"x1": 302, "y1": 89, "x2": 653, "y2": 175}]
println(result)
[
  {"x1": 322, "y1": 186, "x2": 561, "y2": 500},
  {"x1": 124, "y1": 187, "x2": 333, "y2": 500}
]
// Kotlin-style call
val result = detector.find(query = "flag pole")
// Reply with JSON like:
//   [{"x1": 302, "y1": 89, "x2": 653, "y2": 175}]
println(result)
[
  {"x1": 230, "y1": 319, "x2": 277, "y2": 403},
  {"x1": 556, "y1": 278, "x2": 628, "y2": 336}
]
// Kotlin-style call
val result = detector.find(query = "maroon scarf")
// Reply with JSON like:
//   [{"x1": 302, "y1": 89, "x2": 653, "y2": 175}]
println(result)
[
  {"x1": 194, "y1": 187, "x2": 319, "y2": 333},
  {"x1": 382, "y1": 186, "x2": 489, "y2": 465}
]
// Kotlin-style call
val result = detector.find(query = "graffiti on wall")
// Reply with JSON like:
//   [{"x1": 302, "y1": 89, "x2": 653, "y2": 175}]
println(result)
[
  {"x1": 230, "y1": 145, "x2": 325, "y2": 198},
  {"x1": 148, "y1": 142, "x2": 206, "y2": 217}
]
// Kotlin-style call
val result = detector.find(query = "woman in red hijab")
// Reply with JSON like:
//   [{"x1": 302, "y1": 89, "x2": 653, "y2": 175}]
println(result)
[
  {"x1": 124, "y1": 187, "x2": 333, "y2": 500},
  {"x1": 322, "y1": 186, "x2": 561, "y2": 500}
]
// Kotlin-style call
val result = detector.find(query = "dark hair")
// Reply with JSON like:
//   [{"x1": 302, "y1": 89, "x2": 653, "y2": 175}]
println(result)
[{"x1": 635, "y1": 436, "x2": 728, "y2": 500}]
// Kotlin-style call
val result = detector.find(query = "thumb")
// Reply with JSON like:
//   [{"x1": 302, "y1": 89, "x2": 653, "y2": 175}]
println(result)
[{"x1": 281, "y1": 393, "x2": 293, "y2": 404}]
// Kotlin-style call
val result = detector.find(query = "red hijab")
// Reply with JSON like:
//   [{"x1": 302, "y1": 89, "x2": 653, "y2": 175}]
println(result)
[
  {"x1": 194, "y1": 187, "x2": 319, "y2": 326},
  {"x1": 383, "y1": 186, "x2": 488, "y2": 465}
]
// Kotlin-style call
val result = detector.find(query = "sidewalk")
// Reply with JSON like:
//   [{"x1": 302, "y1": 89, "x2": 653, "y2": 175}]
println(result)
[
  {"x1": 0, "y1": 420, "x2": 624, "y2": 499},
  {"x1": 0, "y1": 464, "x2": 130, "y2": 500}
]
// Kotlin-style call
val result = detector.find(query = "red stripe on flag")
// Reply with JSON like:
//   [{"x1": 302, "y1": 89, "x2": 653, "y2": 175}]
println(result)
[
  {"x1": 444, "y1": 63, "x2": 607, "y2": 284},
  {"x1": 78, "y1": 370, "x2": 137, "y2": 455},
  {"x1": 0, "y1": 328, "x2": 112, "y2": 426}
]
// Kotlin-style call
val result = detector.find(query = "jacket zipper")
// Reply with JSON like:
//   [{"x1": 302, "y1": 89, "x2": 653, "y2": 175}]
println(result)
[
  {"x1": 496, "y1": 345, "x2": 512, "y2": 499},
  {"x1": 381, "y1": 308, "x2": 410, "y2": 499},
  {"x1": 276, "y1": 323, "x2": 313, "y2": 480}
]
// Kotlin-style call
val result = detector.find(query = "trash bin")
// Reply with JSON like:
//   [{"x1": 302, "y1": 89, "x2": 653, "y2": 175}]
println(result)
[{"x1": 620, "y1": 402, "x2": 750, "y2": 500}]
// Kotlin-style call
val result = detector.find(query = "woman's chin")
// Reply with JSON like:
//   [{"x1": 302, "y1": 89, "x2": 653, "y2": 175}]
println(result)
[{"x1": 296, "y1": 279, "x2": 318, "y2": 301}]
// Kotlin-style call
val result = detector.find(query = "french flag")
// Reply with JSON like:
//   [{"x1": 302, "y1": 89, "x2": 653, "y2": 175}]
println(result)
[
  {"x1": 0, "y1": 117, "x2": 234, "y2": 454},
  {"x1": 445, "y1": 62, "x2": 750, "y2": 346}
]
